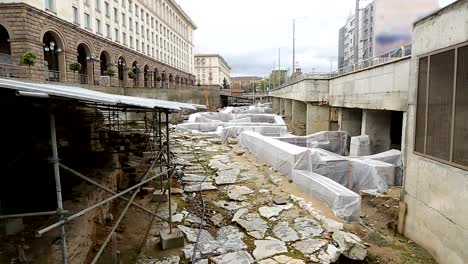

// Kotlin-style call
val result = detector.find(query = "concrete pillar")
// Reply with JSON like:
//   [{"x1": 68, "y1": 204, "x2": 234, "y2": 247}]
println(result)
[
  {"x1": 280, "y1": 99, "x2": 285, "y2": 115},
  {"x1": 306, "y1": 103, "x2": 330, "y2": 135},
  {"x1": 292, "y1": 100, "x2": 307, "y2": 126},
  {"x1": 272, "y1": 97, "x2": 280, "y2": 114},
  {"x1": 361, "y1": 109, "x2": 391, "y2": 154},
  {"x1": 284, "y1": 99, "x2": 293, "y2": 118},
  {"x1": 338, "y1": 108, "x2": 362, "y2": 137}
]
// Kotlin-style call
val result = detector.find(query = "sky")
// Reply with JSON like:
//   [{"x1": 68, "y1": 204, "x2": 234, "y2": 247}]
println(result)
[{"x1": 176, "y1": 0, "x2": 457, "y2": 77}]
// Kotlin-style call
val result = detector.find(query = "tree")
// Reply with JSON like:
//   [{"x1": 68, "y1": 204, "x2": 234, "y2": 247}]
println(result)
[
  {"x1": 128, "y1": 71, "x2": 136, "y2": 80},
  {"x1": 222, "y1": 78, "x2": 229, "y2": 89},
  {"x1": 69, "y1": 62, "x2": 81, "y2": 83},
  {"x1": 104, "y1": 68, "x2": 115, "y2": 86},
  {"x1": 20, "y1": 52, "x2": 37, "y2": 78}
]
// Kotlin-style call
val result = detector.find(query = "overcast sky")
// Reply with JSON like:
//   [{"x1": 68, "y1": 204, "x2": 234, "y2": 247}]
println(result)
[{"x1": 176, "y1": 0, "x2": 456, "y2": 77}]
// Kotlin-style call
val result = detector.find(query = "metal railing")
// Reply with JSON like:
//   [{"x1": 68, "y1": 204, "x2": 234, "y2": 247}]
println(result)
[
  {"x1": 0, "y1": 63, "x2": 191, "y2": 89},
  {"x1": 272, "y1": 44, "x2": 412, "y2": 91}
]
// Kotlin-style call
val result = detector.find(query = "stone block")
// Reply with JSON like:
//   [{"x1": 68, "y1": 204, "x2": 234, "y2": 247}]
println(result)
[
  {"x1": 0, "y1": 218, "x2": 24, "y2": 236},
  {"x1": 152, "y1": 190, "x2": 168, "y2": 202},
  {"x1": 160, "y1": 227, "x2": 185, "y2": 250}
]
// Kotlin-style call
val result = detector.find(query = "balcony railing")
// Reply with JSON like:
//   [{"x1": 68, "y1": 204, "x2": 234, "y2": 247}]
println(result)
[
  {"x1": 0, "y1": 63, "x2": 191, "y2": 89},
  {"x1": 272, "y1": 44, "x2": 412, "y2": 91}
]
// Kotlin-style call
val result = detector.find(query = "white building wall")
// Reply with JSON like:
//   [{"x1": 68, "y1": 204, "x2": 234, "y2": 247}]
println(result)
[
  {"x1": 194, "y1": 54, "x2": 231, "y2": 86},
  {"x1": 1, "y1": 0, "x2": 196, "y2": 74}
]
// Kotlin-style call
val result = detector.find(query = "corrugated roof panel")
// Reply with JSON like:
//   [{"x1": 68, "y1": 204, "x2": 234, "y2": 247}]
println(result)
[{"x1": 0, "y1": 78, "x2": 207, "y2": 111}]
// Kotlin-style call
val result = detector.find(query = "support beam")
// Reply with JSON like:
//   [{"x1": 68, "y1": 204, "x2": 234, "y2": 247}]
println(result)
[
  {"x1": 306, "y1": 103, "x2": 330, "y2": 135},
  {"x1": 284, "y1": 99, "x2": 293, "y2": 118}
]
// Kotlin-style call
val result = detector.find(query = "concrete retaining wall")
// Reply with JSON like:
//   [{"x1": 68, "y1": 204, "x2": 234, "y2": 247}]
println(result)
[{"x1": 403, "y1": 1, "x2": 468, "y2": 264}]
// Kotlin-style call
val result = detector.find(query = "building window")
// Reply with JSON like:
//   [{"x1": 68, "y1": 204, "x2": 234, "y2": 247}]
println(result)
[
  {"x1": 122, "y1": 32, "x2": 126, "y2": 45},
  {"x1": 415, "y1": 43, "x2": 468, "y2": 168},
  {"x1": 130, "y1": 35, "x2": 133, "y2": 48},
  {"x1": 105, "y1": 2, "x2": 110, "y2": 17},
  {"x1": 73, "y1": 6, "x2": 79, "y2": 24},
  {"x1": 129, "y1": 17, "x2": 133, "y2": 30},
  {"x1": 84, "y1": 13, "x2": 91, "y2": 30},
  {"x1": 135, "y1": 4, "x2": 138, "y2": 16},
  {"x1": 136, "y1": 39, "x2": 139, "y2": 51},
  {"x1": 122, "y1": 13, "x2": 126, "y2": 27},
  {"x1": 115, "y1": 28, "x2": 119, "y2": 42},
  {"x1": 45, "y1": 0, "x2": 56, "y2": 12},
  {"x1": 96, "y1": 18, "x2": 102, "y2": 34},
  {"x1": 84, "y1": 0, "x2": 90, "y2": 6},
  {"x1": 136, "y1": 22, "x2": 139, "y2": 34},
  {"x1": 129, "y1": 0, "x2": 133, "y2": 13},
  {"x1": 95, "y1": 0, "x2": 101, "y2": 11},
  {"x1": 106, "y1": 24, "x2": 111, "y2": 38}
]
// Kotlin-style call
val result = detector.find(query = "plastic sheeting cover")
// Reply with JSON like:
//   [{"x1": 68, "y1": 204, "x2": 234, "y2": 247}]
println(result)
[
  {"x1": 348, "y1": 159, "x2": 395, "y2": 193},
  {"x1": 308, "y1": 148, "x2": 351, "y2": 188},
  {"x1": 239, "y1": 131, "x2": 310, "y2": 178},
  {"x1": 350, "y1": 135, "x2": 371, "y2": 156},
  {"x1": 292, "y1": 170, "x2": 361, "y2": 222},
  {"x1": 274, "y1": 131, "x2": 348, "y2": 155},
  {"x1": 220, "y1": 125, "x2": 288, "y2": 141},
  {"x1": 360, "y1": 149, "x2": 403, "y2": 186}
]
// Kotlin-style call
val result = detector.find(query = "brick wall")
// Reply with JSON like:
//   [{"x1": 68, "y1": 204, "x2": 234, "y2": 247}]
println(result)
[{"x1": 0, "y1": 3, "x2": 196, "y2": 88}]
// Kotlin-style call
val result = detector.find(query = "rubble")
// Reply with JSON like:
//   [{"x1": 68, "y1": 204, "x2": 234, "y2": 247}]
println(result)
[
  {"x1": 293, "y1": 217, "x2": 324, "y2": 239},
  {"x1": 184, "y1": 182, "x2": 217, "y2": 192},
  {"x1": 332, "y1": 231, "x2": 367, "y2": 260}
]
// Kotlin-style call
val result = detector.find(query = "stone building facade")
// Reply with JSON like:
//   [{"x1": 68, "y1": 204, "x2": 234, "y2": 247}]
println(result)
[
  {"x1": 194, "y1": 54, "x2": 231, "y2": 87},
  {"x1": 0, "y1": 3, "x2": 196, "y2": 88}
]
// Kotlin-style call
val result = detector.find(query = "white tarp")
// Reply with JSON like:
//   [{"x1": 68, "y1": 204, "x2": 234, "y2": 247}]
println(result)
[
  {"x1": 348, "y1": 159, "x2": 395, "y2": 193},
  {"x1": 308, "y1": 148, "x2": 351, "y2": 188},
  {"x1": 239, "y1": 131, "x2": 310, "y2": 178},
  {"x1": 292, "y1": 170, "x2": 361, "y2": 223},
  {"x1": 274, "y1": 131, "x2": 348, "y2": 155},
  {"x1": 360, "y1": 149, "x2": 403, "y2": 186},
  {"x1": 220, "y1": 126, "x2": 288, "y2": 141},
  {"x1": 350, "y1": 135, "x2": 371, "y2": 156}
]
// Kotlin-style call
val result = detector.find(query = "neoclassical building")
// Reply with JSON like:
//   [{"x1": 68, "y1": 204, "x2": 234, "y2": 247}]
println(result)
[
  {"x1": 194, "y1": 54, "x2": 231, "y2": 87},
  {"x1": 0, "y1": 0, "x2": 197, "y2": 88}
]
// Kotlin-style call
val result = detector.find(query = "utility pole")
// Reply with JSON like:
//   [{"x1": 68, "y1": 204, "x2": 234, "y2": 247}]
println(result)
[
  {"x1": 278, "y1": 48, "x2": 281, "y2": 85},
  {"x1": 354, "y1": 0, "x2": 360, "y2": 64},
  {"x1": 292, "y1": 19, "x2": 296, "y2": 76}
]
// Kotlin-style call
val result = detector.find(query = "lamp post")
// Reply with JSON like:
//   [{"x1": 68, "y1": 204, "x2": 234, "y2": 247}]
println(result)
[
  {"x1": 86, "y1": 55, "x2": 96, "y2": 84},
  {"x1": 43, "y1": 41, "x2": 62, "y2": 81}
]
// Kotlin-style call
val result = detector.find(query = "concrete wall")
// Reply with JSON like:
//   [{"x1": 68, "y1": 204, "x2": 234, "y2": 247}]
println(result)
[
  {"x1": 306, "y1": 104, "x2": 330, "y2": 135},
  {"x1": 403, "y1": 1, "x2": 468, "y2": 264},
  {"x1": 270, "y1": 79, "x2": 329, "y2": 102},
  {"x1": 329, "y1": 58, "x2": 410, "y2": 111},
  {"x1": 338, "y1": 108, "x2": 362, "y2": 137},
  {"x1": 272, "y1": 97, "x2": 281, "y2": 114},
  {"x1": 361, "y1": 109, "x2": 391, "y2": 154}
]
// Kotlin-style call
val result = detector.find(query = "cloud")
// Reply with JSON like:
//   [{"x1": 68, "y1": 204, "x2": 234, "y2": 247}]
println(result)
[{"x1": 177, "y1": 0, "x2": 457, "y2": 76}]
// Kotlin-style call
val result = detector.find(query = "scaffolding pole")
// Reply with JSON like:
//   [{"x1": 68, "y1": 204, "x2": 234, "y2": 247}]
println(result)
[
  {"x1": 49, "y1": 113, "x2": 68, "y2": 264},
  {"x1": 59, "y1": 163, "x2": 169, "y2": 222},
  {"x1": 36, "y1": 171, "x2": 167, "y2": 236},
  {"x1": 0, "y1": 210, "x2": 66, "y2": 220}
]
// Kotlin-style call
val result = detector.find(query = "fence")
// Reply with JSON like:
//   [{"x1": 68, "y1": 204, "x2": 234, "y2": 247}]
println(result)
[{"x1": 0, "y1": 63, "x2": 190, "y2": 89}]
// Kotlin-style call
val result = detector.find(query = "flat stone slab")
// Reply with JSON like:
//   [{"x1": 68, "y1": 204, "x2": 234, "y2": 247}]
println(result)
[
  {"x1": 236, "y1": 213, "x2": 268, "y2": 239},
  {"x1": 178, "y1": 225, "x2": 214, "y2": 243},
  {"x1": 217, "y1": 167, "x2": 240, "y2": 178},
  {"x1": 227, "y1": 185, "x2": 254, "y2": 201},
  {"x1": 258, "y1": 204, "x2": 292, "y2": 219},
  {"x1": 273, "y1": 197, "x2": 288, "y2": 205},
  {"x1": 293, "y1": 239, "x2": 329, "y2": 261},
  {"x1": 273, "y1": 222, "x2": 299, "y2": 242},
  {"x1": 184, "y1": 183, "x2": 217, "y2": 193},
  {"x1": 232, "y1": 208, "x2": 249, "y2": 222},
  {"x1": 293, "y1": 217, "x2": 324, "y2": 239},
  {"x1": 214, "y1": 200, "x2": 249, "y2": 212},
  {"x1": 183, "y1": 174, "x2": 211, "y2": 182},
  {"x1": 257, "y1": 255, "x2": 306, "y2": 264},
  {"x1": 209, "y1": 159, "x2": 230, "y2": 171},
  {"x1": 196, "y1": 251, "x2": 254, "y2": 264},
  {"x1": 252, "y1": 239, "x2": 288, "y2": 260},
  {"x1": 215, "y1": 174, "x2": 237, "y2": 185}
]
